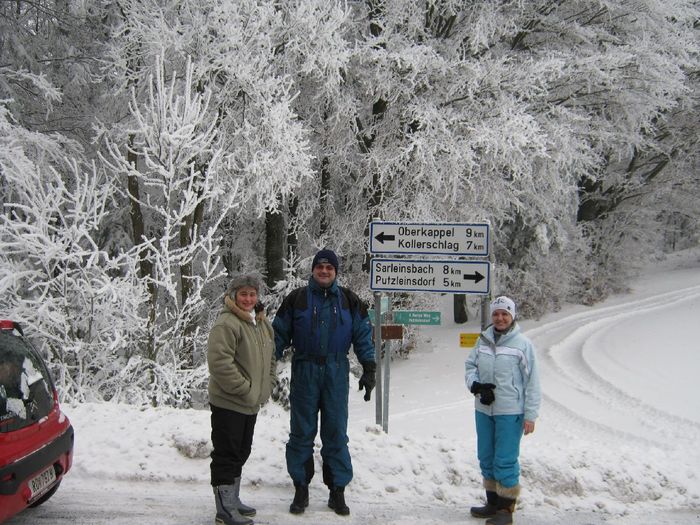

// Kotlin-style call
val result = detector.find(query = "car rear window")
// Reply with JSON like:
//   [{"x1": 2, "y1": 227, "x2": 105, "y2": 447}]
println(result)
[{"x1": 0, "y1": 331, "x2": 54, "y2": 433}]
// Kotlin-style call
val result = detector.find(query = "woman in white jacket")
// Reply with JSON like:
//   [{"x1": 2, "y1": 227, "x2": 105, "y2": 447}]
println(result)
[{"x1": 464, "y1": 296, "x2": 541, "y2": 525}]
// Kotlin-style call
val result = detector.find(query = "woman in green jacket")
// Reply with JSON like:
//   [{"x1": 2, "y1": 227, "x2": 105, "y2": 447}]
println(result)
[{"x1": 208, "y1": 273, "x2": 276, "y2": 525}]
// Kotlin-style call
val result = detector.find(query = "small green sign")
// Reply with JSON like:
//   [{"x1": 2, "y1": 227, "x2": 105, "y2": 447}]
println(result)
[{"x1": 394, "y1": 310, "x2": 441, "y2": 325}]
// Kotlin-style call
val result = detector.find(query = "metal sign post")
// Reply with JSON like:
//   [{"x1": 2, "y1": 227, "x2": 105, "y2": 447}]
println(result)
[
  {"x1": 382, "y1": 321, "x2": 391, "y2": 433},
  {"x1": 373, "y1": 291, "x2": 383, "y2": 426}
]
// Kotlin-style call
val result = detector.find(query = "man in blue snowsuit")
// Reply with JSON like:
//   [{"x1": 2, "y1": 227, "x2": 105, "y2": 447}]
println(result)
[{"x1": 273, "y1": 249, "x2": 376, "y2": 517}]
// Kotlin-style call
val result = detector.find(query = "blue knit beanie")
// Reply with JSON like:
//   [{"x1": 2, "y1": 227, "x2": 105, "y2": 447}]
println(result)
[{"x1": 312, "y1": 249, "x2": 339, "y2": 273}]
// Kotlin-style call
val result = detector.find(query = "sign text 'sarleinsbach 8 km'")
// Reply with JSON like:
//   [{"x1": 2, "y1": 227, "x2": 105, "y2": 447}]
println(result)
[
  {"x1": 370, "y1": 221, "x2": 490, "y2": 256},
  {"x1": 370, "y1": 258, "x2": 490, "y2": 294}
]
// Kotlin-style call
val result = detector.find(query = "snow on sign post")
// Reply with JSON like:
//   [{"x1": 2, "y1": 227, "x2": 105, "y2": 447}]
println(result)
[{"x1": 370, "y1": 221, "x2": 489, "y2": 256}]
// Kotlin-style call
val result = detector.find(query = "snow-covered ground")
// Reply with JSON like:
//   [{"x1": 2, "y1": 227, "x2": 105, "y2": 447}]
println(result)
[{"x1": 7, "y1": 249, "x2": 700, "y2": 525}]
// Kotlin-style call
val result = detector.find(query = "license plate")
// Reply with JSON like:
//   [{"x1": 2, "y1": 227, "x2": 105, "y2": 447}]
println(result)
[{"x1": 29, "y1": 466, "x2": 56, "y2": 499}]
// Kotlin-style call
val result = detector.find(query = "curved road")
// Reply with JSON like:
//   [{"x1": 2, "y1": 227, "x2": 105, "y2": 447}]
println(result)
[{"x1": 8, "y1": 262, "x2": 700, "y2": 525}]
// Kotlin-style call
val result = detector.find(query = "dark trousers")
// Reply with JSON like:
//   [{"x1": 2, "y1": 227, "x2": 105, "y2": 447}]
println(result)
[
  {"x1": 210, "y1": 403, "x2": 257, "y2": 486},
  {"x1": 286, "y1": 355, "x2": 352, "y2": 488}
]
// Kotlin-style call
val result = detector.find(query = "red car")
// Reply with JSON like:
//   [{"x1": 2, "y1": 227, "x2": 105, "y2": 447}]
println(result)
[{"x1": 0, "y1": 320, "x2": 74, "y2": 523}]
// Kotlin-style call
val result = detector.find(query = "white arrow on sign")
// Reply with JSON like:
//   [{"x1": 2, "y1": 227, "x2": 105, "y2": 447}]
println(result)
[
  {"x1": 370, "y1": 258, "x2": 490, "y2": 294},
  {"x1": 369, "y1": 222, "x2": 489, "y2": 256}
]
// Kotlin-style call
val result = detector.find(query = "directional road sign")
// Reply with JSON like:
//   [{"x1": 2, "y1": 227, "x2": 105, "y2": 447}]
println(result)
[
  {"x1": 394, "y1": 311, "x2": 441, "y2": 325},
  {"x1": 370, "y1": 222, "x2": 489, "y2": 256},
  {"x1": 370, "y1": 258, "x2": 490, "y2": 294}
]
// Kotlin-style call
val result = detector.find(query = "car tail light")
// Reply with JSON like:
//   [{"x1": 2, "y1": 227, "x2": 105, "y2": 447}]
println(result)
[{"x1": 0, "y1": 320, "x2": 23, "y2": 334}]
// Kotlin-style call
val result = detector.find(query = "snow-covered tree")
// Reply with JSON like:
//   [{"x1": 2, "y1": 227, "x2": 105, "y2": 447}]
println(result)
[
  {"x1": 1, "y1": 0, "x2": 698, "y2": 405},
  {"x1": 0, "y1": 101, "x2": 147, "y2": 402}
]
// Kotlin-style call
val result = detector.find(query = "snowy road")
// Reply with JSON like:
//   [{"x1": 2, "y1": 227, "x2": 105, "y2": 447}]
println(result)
[
  {"x1": 6, "y1": 253, "x2": 700, "y2": 524},
  {"x1": 9, "y1": 476, "x2": 700, "y2": 525}
]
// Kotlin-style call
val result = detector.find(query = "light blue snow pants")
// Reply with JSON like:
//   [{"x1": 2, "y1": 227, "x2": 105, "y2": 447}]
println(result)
[{"x1": 475, "y1": 411, "x2": 523, "y2": 488}]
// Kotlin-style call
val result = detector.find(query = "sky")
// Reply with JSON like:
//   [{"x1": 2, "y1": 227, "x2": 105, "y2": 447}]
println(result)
[{"x1": 7, "y1": 247, "x2": 700, "y2": 525}]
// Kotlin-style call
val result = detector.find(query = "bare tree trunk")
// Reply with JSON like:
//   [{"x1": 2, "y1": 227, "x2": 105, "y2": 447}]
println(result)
[
  {"x1": 319, "y1": 157, "x2": 331, "y2": 236},
  {"x1": 178, "y1": 168, "x2": 206, "y2": 367},
  {"x1": 126, "y1": 135, "x2": 157, "y2": 360},
  {"x1": 360, "y1": 1, "x2": 388, "y2": 272},
  {"x1": 453, "y1": 294, "x2": 468, "y2": 323},
  {"x1": 265, "y1": 207, "x2": 285, "y2": 290},
  {"x1": 287, "y1": 196, "x2": 298, "y2": 270}
]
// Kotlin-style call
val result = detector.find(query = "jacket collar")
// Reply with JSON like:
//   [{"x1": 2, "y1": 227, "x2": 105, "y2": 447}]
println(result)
[
  {"x1": 482, "y1": 322, "x2": 520, "y2": 345},
  {"x1": 308, "y1": 276, "x2": 339, "y2": 296},
  {"x1": 224, "y1": 295, "x2": 265, "y2": 324}
]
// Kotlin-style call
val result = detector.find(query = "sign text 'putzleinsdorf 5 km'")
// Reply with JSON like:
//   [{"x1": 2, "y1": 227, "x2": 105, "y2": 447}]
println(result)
[
  {"x1": 370, "y1": 258, "x2": 490, "y2": 294},
  {"x1": 370, "y1": 222, "x2": 489, "y2": 256}
]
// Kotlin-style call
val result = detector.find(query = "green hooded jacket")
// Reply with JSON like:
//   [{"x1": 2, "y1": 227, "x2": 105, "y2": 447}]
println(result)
[{"x1": 207, "y1": 296, "x2": 276, "y2": 415}]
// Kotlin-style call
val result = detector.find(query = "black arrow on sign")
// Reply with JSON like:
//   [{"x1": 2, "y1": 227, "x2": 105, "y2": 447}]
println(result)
[
  {"x1": 463, "y1": 271, "x2": 485, "y2": 284},
  {"x1": 374, "y1": 231, "x2": 396, "y2": 244}
]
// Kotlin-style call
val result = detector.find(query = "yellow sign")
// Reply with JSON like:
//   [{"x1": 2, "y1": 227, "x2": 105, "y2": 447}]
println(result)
[{"x1": 460, "y1": 333, "x2": 480, "y2": 348}]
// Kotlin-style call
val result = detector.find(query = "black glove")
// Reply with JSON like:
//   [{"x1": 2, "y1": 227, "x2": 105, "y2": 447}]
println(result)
[
  {"x1": 358, "y1": 361, "x2": 376, "y2": 402},
  {"x1": 470, "y1": 381, "x2": 496, "y2": 406}
]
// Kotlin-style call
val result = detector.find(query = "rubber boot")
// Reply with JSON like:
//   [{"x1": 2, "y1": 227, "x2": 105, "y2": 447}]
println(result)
[
  {"x1": 328, "y1": 486, "x2": 350, "y2": 516},
  {"x1": 233, "y1": 477, "x2": 256, "y2": 517},
  {"x1": 214, "y1": 485, "x2": 254, "y2": 525},
  {"x1": 485, "y1": 496, "x2": 516, "y2": 525},
  {"x1": 485, "y1": 483, "x2": 519, "y2": 525},
  {"x1": 470, "y1": 490, "x2": 498, "y2": 518},
  {"x1": 470, "y1": 479, "x2": 498, "y2": 518},
  {"x1": 289, "y1": 483, "x2": 309, "y2": 514}
]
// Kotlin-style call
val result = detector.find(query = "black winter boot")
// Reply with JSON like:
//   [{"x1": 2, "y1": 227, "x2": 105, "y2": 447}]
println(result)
[
  {"x1": 470, "y1": 478, "x2": 498, "y2": 518},
  {"x1": 485, "y1": 483, "x2": 519, "y2": 525},
  {"x1": 328, "y1": 486, "x2": 350, "y2": 516},
  {"x1": 470, "y1": 490, "x2": 498, "y2": 518},
  {"x1": 289, "y1": 483, "x2": 309, "y2": 514},
  {"x1": 485, "y1": 496, "x2": 516, "y2": 525}
]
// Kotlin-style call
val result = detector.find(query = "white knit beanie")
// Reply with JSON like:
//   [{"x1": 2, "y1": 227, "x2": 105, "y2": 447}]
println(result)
[{"x1": 490, "y1": 296, "x2": 516, "y2": 319}]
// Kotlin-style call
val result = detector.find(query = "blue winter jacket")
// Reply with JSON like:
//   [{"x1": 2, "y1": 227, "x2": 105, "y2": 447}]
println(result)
[
  {"x1": 464, "y1": 323, "x2": 541, "y2": 421},
  {"x1": 273, "y1": 277, "x2": 375, "y2": 364}
]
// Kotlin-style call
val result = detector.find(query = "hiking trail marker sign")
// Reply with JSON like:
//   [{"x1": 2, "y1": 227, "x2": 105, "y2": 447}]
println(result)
[{"x1": 393, "y1": 310, "x2": 441, "y2": 325}]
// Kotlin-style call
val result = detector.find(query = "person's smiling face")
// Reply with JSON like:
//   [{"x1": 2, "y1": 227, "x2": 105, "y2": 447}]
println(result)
[
  {"x1": 491, "y1": 309, "x2": 514, "y2": 331},
  {"x1": 235, "y1": 286, "x2": 258, "y2": 312},
  {"x1": 312, "y1": 263, "x2": 336, "y2": 288}
]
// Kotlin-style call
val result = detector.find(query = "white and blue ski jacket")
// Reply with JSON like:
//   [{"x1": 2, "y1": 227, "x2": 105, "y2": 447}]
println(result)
[{"x1": 464, "y1": 323, "x2": 541, "y2": 421}]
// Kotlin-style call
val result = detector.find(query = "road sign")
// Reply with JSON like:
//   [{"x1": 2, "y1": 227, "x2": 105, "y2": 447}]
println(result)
[
  {"x1": 370, "y1": 222, "x2": 489, "y2": 256},
  {"x1": 393, "y1": 311, "x2": 441, "y2": 325},
  {"x1": 370, "y1": 258, "x2": 490, "y2": 294}
]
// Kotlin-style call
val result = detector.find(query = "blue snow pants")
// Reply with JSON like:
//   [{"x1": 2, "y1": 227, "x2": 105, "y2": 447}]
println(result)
[
  {"x1": 286, "y1": 353, "x2": 352, "y2": 488},
  {"x1": 475, "y1": 411, "x2": 523, "y2": 488}
]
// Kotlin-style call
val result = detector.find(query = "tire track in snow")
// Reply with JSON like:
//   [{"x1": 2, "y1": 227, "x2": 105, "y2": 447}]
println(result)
[{"x1": 528, "y1": 284, "x2": 700, "y2": 447}]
